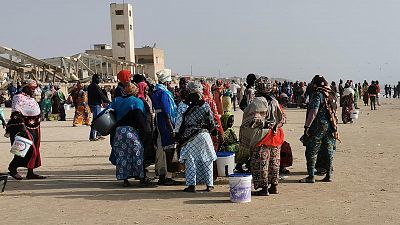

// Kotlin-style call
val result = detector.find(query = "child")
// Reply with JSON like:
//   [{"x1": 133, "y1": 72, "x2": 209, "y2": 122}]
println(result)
[{"x1": 220, "y1": 112, "x2": 239, "y2": 153}]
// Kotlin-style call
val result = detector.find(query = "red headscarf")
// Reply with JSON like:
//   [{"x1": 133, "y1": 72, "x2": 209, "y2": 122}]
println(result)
[
  {"x1": 117, "y1": 70, "x2": 132, "y2": 84},
  {"x1": 137, "y1": 82, "x2": 148, "y2": 99}
]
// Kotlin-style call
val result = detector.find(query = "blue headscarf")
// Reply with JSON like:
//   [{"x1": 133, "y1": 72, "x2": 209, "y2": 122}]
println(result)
[{"x1": 110, "y1": 96, "x2": 145, "y2": 121}]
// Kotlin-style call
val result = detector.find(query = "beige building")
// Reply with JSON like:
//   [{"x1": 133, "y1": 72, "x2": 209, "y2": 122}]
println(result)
[
  {"x1": 135, "y1": 47, "x2": 165, "y2": 80},
  {"x1": 110, "y1": 3, "x2": 135, "y2": 63},
  {"x1": 85, "y1": 44, "x2": 112, "y2": 57}
]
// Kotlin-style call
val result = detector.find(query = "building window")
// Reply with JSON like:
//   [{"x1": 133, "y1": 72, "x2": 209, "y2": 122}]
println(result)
[
  {"x1": 129, "y1": 10, "x2": 132, "y2": 17},
  {"x1": 116, "y1": 24, "x2": 124, "y2": 30},
  {"x1": 118, "y1": 57, "x2": 126, "y2": 60},
  {"x1": 156, "y1": 57, "x2": 159, "y2": 64},
  {"x1": 117, "y1": 42, "x2": 126, "y2": 48},
  {"x1": 130, "y1": 25, "x2": 132, "y2": 30},
  {"x1": 115, "y1": 10, "x2": 124, "y2": 15}
]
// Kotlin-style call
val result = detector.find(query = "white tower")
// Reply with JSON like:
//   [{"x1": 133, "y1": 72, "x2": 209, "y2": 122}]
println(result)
[{"x1": 110, "y1": 3, "x2": 135, "y2": 63}]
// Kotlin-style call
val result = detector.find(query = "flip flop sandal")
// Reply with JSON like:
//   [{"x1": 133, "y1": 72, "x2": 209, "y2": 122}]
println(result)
[
  {"x1": 202, "y1": 186, "x2": 214, "y2": 192},
  {"x1": 299, "y1": 177, "x2": 315, "y2": 183},
  {"x1": 9, "y1": 172, "x2": 23, "y2": 180},
  {"x1": 252, "y1": 190, "x2": 269, "y2": 196},
  {"x1": 183, "y1": 187, "x2": 196, "y2": 193},
  {"x1": 26, "y1": 174, "x2": 47, "y2": 180}
]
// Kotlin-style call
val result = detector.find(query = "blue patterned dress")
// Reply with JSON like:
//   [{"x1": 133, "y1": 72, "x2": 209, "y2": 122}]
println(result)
[
  {"x1": 175, "y1": 102, "x2": 217, "y2": 186},
  {"x1": 109, "y1": 96, "x2": 146, "y2": 180},
  {"x1": 306, "y1": 92, "x2": 336, "y2": 177},
  {"x1": 113, "y1": 126, "x2": 144, "y2": 180}
]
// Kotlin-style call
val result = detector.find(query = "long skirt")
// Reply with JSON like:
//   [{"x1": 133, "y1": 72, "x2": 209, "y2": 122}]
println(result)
[
  {"x1": 251, "y1": 145, "x2": 281, "y2": 190},
  {"x1": 180, "y1": 132, "x2": 217, "y2": 186},
  {"x1": 9, "y1": 127, "x2": 41, "y2": 169},
  {"x1": 363, "y1": 93, "x2": 369, "y2": 105},
  {"x1": 280, "y1": 141, "x2": 293, "y2": 168},
  {"x1": 305, "y1": 125, "x2": 336, "y2": 177},
  {"x1": 73, "y1": 105, "x2": 91, "y2": 126},
  {"x1": 112, "y1": 126, "x2": 144, "y2": 180}
]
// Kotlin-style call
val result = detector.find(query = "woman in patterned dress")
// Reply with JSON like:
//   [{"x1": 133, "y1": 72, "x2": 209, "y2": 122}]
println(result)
[
  {"x1": 6, "y1": 79, "x2": 45, "y2": 180},
  {"x1": 109, "y1": 83, "x2": 153, "y2": 187},
  {"x1": 212, "y1": 80, "x2": 224, "y2": 115},
  {"x1": 174, "y1": 82, "x2": 217, "y2": 193},
  {"x1": 201, "y1": 81, "x2": 223, "y2": 151},
  {"x1": 71, "y1": 82, "x2": 91, "y2": 126},
  {"x1": 341, "y1": 83, "x2": 355, "y2": 124},
  {"x1": 300, "y1": 75, "x2": 339, "y2": 183},
  {"x1": 242, "y1": 76, "x2": 285, "y2": 196}
]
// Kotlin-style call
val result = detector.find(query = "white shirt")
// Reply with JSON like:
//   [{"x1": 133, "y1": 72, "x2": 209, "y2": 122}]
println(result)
[{"x1": 229, "y1": 83, "x2": 240, "y2": 94}]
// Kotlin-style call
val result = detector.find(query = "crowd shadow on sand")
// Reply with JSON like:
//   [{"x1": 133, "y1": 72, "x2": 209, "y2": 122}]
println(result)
[{"x1": 3, "y1": 168, "x2": 230, "y2": 202}]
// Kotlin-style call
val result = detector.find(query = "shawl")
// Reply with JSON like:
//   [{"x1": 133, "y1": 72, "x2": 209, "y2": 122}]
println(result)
[
  {"x1": 316, "y1": 86, "x2": 340, "y2": 141},
  {"x1": 342, "y1": 87, "x2": 354, "y2": 96},
  {"x1": 239, "y1": 96, "x2": 284, "y2": 149},
  {"x1": 221, "y1": 112, "x2": 233, "y2": 131},
  {"x1": 137, "y1": 82, "x2": 147, "y2": 99},
  {"x1": 12, "y1": 93, "x2": 41, "y2": 117},
  {"x1": 154, "y1": 83, "x2": 177, "y2": 122},
  {"x1": 110, "y1": 96, "x2": 145, "y2": 121}
]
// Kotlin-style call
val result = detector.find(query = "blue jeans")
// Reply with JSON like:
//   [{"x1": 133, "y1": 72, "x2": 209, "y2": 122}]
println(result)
[{"x1": 89, "y1": 105, "x2": 102, "y2": 140}]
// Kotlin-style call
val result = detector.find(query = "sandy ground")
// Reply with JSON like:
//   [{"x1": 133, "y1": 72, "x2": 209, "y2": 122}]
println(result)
[{"x1": 1, "y1": 97, "x2": 400, "y2": 225}]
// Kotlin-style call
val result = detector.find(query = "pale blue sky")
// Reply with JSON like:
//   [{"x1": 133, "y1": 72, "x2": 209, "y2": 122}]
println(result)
[{"x1": 1, "y1": 0, "x2": 399, "y2": 84}]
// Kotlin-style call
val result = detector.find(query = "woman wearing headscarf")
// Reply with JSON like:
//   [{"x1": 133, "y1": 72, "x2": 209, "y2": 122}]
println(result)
[
  {"x1": 341, "y1": 83, "x2": 355, "y2": 124},
  {"x1": 71, "y1": 82, "x2": 91, "y2": 126},
  {"x1": 109, "y1": 83, "x2": 153, "y2": 187},
  {"x1": 239, "y1": 73, "x2": 257, "y2": 111},
  {"x1": 175, "y1": 77, "x2": 190, "y2": 104},
  {"x1": 201, "y1": 81, "x2": 223, "y2": 151},
  {"x1": 222, "y1": 83, "x2": 233, "y2": 112},
  {"x1": 240, "y1": 77, "x2": 284, "y2": 196},
  {"x1": 220, "y1": 112, "x2": 239, "y2": 153},
  {"x1": 362, "y1": 80, "x2": 369, "y2": 106},
  {"x1": 212, "y1": 80, "x2": 224, "y2": 115},
  {"x1": 6, "y1": 79, "x2": 45, "y2": 180},
  {"x1": 174, "y1": 82, "x2": 217, "y2": 192},
  {"x1": 115, "y1": 70, "x2": 132, "y2": 98},
  {"x1": 300, "y1": 75, "x2": 339, "y2": 183},
  {"x1": 137, "y1": 81, "x2": 156, "y2": 166},
  {"x1": 41, "y1": 85, "x2": 53, "y2": 121}
]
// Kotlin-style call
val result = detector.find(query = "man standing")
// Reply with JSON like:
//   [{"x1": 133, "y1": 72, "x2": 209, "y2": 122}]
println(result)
[
  {"x1": 368, "y1": 81, "x2": 378, "y2": 110},
  {"x1": 152, "y1": 72, "x2": 179, "y2": 185},
  {"x1": 229, "y1": 80, "x2": 241, "y2": 111},
  {"x1": 397, "y1": 82, "x2": 400, "y2": 98},
  {"x1": 87, "y1": 74, "x2": 110, "y2": 141}
]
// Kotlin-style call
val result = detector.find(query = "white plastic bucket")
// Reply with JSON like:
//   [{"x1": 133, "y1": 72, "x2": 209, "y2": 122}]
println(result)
[
  {"x1": 229, "y1": 174, "x2": 252, "y2": 203},
  {"x1": 64, "y1": 104, "x2": 71, "y2": 111},
  {"x1": 10, "y1": 135, "x2": 33, "y2": 157},
  {"x1": 350, "y1": 111, "x2": 359, "y2": 119},
  {"x1": 216, "y1": 152, "x2": 235, "y2": 177}
]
